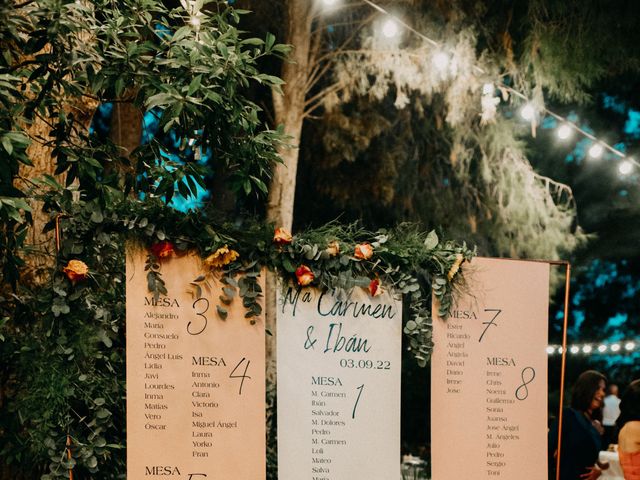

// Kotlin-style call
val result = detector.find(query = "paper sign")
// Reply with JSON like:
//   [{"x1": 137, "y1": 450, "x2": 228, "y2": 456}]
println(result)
[
  {"x1": 126, "y1": 249, "x2": 265, "y2": 479},
  {"x1": 277, "y1": 285, "x2": 402, "y2": 480},
  {"x1": 431, "y1": 257, "x2": 549, "y2": 480}
]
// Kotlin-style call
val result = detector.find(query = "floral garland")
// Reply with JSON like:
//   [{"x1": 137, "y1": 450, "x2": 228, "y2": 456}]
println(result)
[{"x1": 56, "y1": 199, "x2": 475, "y2": 366}]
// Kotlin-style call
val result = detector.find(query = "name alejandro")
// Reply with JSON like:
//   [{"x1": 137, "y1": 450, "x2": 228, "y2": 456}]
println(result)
[{"x1": 144, "y1": 297, "x2": 180, "y2": 308}]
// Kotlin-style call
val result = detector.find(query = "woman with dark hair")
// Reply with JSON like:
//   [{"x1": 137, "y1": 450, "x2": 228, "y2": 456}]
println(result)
[
  {"x1": 617, "y1": 379, "x2": 640, "y2": 479},
  {"x1": 549, "y1": 370, "x2": 607, "y2": 480}
]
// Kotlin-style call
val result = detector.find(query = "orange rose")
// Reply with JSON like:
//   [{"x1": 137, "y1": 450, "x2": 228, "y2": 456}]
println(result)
[
  {"x1": 204, "y1": 246, "x2": 240, "y2": 269},
  {"x1": 151, "y1": 241, "x2": 175, "y2": 259},
  {"x1": 354, "y1": 243, "x2": 374, "y2": 260},
  {"x1": 447, "y1": 254, "x2": 465, "y2": 281},
  {"x1": 63, "y1": 259, "x2": 89, "y2": 282},
  {"x1": 295, "y1": 265, "x2": 314, "y2": 286},
  {"x1": 368, "y1": 278, "x2": 383, "y2": 297},
  {"x1": 325, "y1": 241, "x2": 340, "y2": 257},
  {"x1": 273, "y1": 227, "x2": 293, "y2": 246}
]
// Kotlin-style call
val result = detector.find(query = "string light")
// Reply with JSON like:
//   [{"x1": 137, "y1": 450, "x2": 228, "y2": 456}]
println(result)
[
  {"x1": 588, "y1": 143, "x2": 604, "y2": 159},
  {"x1": 353, "y1": 0, "x2": 640, "y2": 176},
  {"x1": 545, "y1": 340, "x2": 639, "y2": 355},
  {"x1": 381, "y1": 18, "x2": 399, "y2": 38},
  {"x1": 520, "y1": 103, "x2": 536, "y2": 121},
  {"x1": 619, "y1": 160, "x2": 634, "y2": 175},
  {"x1": 557, "y1": 124, "x2": 573, "y2": 140}
]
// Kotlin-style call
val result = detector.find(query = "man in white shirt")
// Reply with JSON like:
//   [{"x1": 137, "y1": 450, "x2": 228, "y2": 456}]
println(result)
[{"x1": 602, "y1": 383, "x2": 621, "y2": 446}]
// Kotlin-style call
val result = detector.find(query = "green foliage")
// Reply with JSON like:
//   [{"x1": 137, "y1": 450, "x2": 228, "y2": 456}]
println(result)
[{"x1": 0, "y1": 0, "x2": 288, "y2": 283}]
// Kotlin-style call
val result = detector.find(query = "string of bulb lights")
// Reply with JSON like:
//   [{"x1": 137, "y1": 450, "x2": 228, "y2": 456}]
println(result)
[
  {"x1": 319, "y1": 0, "x2": 639, "y2": 176},
  {"x1": 546, "y1": 340, "x2": 638, "y2": 356}
]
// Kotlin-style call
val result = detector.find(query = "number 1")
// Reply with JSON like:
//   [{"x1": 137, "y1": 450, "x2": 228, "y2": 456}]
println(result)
[{"x1": 352, "y1": 384, "x2": 365, "y2": 419}]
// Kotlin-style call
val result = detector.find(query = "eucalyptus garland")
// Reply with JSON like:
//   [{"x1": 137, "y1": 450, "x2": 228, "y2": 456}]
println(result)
[{"x1": 67, "y1": 197, "x2": 473, "y2": 366}]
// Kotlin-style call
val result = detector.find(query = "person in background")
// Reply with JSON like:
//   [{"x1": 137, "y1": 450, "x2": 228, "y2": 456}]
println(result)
[
  {"x1": 617, "y1": 379, "x2": 640, "y2": 480},
  {"x1": 603, "y1": 384, "x2": 622, "y2": 447},
  {"x1": 549, "y1": 370, "x2": 607, "y2": 480}
]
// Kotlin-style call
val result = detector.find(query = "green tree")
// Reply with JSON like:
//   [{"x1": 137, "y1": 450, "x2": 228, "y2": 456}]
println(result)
[{"x1": 0, "y1": 0, "x2": 285, "y2": 477}]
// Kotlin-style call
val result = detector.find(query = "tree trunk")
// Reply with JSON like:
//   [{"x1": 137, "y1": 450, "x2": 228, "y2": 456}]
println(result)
[
  {"x1": 110, "y1": 100, "x2": 143, "y2": 160},
  {"x1": 265, "y1": 0, "x2": 314, "y2": 373},
  {"x1": 266, "y1": 0, "x2": 313, "y2": 230}
]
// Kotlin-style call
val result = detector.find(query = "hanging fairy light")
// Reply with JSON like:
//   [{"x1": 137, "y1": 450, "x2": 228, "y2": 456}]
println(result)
[
  {"x1": 520, "y1": 103, "x2": 536, "y2": 121},
  {"x1": 381, "y1": 18, "x2": 399, "y2": 38},
  {"x1": 546, "y1": 340, "x2": 639, "y2": 355},
  {"x1": 588, "y1": 143, "x2": 604, "y2": 159},
  {"x1": 350, "y1": 0, "x2": 640, "y2": 183},
  {"x1": 619, "y1": 160, "x2": 634, "y2": 175},
  {"x1": 557, "y1": 123, "x2": 573, "y2": 140}
]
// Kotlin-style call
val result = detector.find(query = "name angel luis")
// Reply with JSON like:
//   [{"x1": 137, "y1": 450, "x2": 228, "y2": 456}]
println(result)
[{"x1": 282, "y1": 287, "x2": 398, "y2": 354}]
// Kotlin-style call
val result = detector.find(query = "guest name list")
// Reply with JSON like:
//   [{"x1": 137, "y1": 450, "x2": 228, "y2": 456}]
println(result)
[
  {"x1": 431, "y1": 257, "x2": 549, "y2": 480},
  {"x1": 277, "y1": 286, "x2": 402, "y2": 480},
  {"x1": 126, "y1": 251, "x2": 265, "y2": 479}
]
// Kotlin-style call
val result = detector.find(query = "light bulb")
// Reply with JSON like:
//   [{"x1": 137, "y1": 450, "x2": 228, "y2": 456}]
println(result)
[
  {"x1": 520, "y1": 103, "x2": 535, "y2": 121},
  {"x1": 597, "y1": 344, "x2": 607, "y2": 353},
  {"x1": 589, "y1": 143, "x2": 604, "y2": 159},
  {"x1": 433, "y1": 52, "x2": 450, "y2": 71},
  {"x1": 570, "y1": 346, "x2": 580, "y2": 354},
  {"x1": 582, "y1": 345, "x2": 592, "y2": 354},
  {"x1": 557, "y1": 124, "x2": 572, "y2": 140},
  {"x1": 611, "y1": 343, "x2": 621, "y2": 352},
  {"x1": 546, "y1": 346, "x2": 555, "y2": 355},
  {"x1": 381, "y1": 19, "x2": 399, "y2": 38},
  {"x1": 625, "y1": 341, "x2": 635, "y2": 351},
  {"x1": 557, "y1": 347, "x2": 564, "y2": 354},
  {"x1": 619, "y1": 159, "x2": 633, "y2": 175}
]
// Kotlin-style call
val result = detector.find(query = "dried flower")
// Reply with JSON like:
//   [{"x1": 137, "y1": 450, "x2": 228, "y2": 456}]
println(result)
[
  {"x1": 204, "y1": 246, "x2": 240, "y2": 269},
  {"x1": 295, "y1": 265, "x2": 314, "y2": 286},
  {"x1": 151, "y1": 241, "x2": 175, "y2": 259},
  {"x1": 447, "y1": 254, "x2": 465, "y2": 281},
  {"x1": 368, "y1": 278, "x2": 383, "y2": 297},
  {"x1": 63, "y1": 259, "x2": 89, "y2": 282},
  {"x1": 273, "y1": 227, "x2": 293, "y2": 246},
  {"x1": 354, "y1": 243, "x2": 374, "y2": 260},
  {"x1": 325, "y1": 241, "x2": 340, "y2": 257}
]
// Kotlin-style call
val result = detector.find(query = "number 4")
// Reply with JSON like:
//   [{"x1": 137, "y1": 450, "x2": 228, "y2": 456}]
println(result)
[{"x1": 229, "y1": 358, "x2": 251, "y2": 395}]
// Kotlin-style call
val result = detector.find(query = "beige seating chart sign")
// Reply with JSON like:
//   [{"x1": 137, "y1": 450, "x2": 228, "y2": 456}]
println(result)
[
  {"x1": 277, "y1": 285, "x2": 402, "y2": 480},
  {"x1": 431, "y1": 257, "x2": 549, "y2": 480},
  {"x1": 126, "y1": 249, "x2": 265, "y2": 479}
]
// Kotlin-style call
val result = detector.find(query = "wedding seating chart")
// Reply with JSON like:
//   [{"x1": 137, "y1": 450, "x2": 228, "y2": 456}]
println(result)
[
  {"x1": 126, "y1": 250, "x2": 265, "y2": 479},
  {"x1": 277, "y1": 285, "x2": 402, "y2": 480},
  {"x1": 431, "y1": 257, "x2": 549, "y2": 480}
]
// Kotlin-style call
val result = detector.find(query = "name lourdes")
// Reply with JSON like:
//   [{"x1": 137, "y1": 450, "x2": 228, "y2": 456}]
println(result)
[{"x1": 317, "y1": 291, "x2": 397, "y2": 319}]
